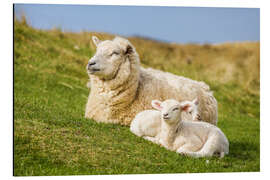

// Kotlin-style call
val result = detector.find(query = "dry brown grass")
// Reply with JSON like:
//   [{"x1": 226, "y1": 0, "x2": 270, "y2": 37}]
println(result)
[{"x1": 61, "y1": 31, "x2": 259, "y2": 95}]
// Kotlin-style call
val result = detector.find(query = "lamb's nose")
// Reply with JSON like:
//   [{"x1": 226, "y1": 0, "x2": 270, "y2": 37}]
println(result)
[
  {"x1": 163, "y1": 113, "x2": 169, "y2": 117},
  {"x1": 88, "y1": 62, "x2": 96, "y2": 66}
]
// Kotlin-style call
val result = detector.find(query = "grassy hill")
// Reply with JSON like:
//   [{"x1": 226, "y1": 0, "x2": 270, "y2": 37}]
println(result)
[{"x1": 14, "y1": 18, "x2": 260, "y2": 176}]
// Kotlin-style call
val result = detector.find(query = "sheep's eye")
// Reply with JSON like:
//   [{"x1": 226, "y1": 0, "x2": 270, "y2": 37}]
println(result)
[
  {"x1": 172, "y1": 108, "x2": 178, "y2": 111},
  {"x1": 189, "y1": 111, "x2": 192, "y2": 114},
  {"x1": 110, "y1": 51, "x2": 120, "y2": 56}
]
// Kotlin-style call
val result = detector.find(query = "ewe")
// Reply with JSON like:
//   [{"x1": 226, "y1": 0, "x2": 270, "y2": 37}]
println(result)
[
  {"x1": 130, "y1": 98, "x2": 199, "y2": 138},
  {"x1": 85, "y1": 36, "x2": 218, "y2": 125},
  {"x1": 151, "y1": 99, "x2": 229, "y2": 158}
]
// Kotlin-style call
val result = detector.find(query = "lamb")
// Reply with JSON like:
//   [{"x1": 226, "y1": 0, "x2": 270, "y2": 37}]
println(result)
[
  {"x1": 130, "y1": 98, "x2": 199, "y2": 138},
  {"x1": 150, "y1": 99, "x2": 229, "y2": 158},
  {"x1": 85, "y1": 36, "x2": 218, "y2": 125}
]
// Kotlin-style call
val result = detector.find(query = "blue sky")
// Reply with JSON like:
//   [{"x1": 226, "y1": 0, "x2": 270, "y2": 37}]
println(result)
[{"x1": 14, "y1": 4, "x2": 260, "y2": 44}]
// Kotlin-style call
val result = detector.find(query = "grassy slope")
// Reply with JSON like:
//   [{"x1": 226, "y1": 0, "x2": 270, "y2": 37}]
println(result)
[{"x1": 14, "y1": 19, "x2": 260, "y2": 176}]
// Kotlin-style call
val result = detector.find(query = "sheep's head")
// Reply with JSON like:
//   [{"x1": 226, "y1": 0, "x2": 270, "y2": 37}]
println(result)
[
  {"x1": 87, "y1": 36, "x2": 135, "y2": 80},
  {"x1": 151, "y1": 99, "x2": 197, "y2": 124}
]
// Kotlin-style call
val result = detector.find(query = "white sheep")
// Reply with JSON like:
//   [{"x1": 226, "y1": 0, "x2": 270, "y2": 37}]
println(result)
[
  {"x1": 151, "y1": 99, "x2": 229, "y2": 158},
  {"x1": 85, "y1": 36, "x2": 218, "y2": 125},
  {"x1": 130, "y1": 98, "x2": 199, "y2": 139}
]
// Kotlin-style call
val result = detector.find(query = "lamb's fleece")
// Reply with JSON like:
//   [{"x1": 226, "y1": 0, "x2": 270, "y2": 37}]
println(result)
[
  {"x1": 85, "y1": 36, "x2": 218, "y2": 125},
  {"x1": 130, "y1": 98, "x2": 199, "y2": 138},
  {"x1": 152, "y1": 99, "x2": 229, "y2": 158}
]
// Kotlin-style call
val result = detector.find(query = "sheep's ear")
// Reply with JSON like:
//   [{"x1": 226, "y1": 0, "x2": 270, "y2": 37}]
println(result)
[
  {"x1": 151, "y1": 100, "x2": 163, "y2": 111},
  {"x1": 92, "y1": 36, "x2": 100, "y2": 47},
  {"x1": 180, "y1": 103, "x2": 191, "y2": 112},
  {"x1": 125, "y1": 44, "x2": 133, "y2": 55},
  {"x1": 193, "y1": 98, "x2": 199, "y2": 106}
]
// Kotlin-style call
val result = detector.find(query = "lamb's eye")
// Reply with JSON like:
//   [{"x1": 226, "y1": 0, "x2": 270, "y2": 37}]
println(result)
[
  {"x1": 189, "y1": 111, "x2": 192, "y2": 114},
  {"x1": 110, "y1": 51, "x2": 120, "y2": 56},
  {"x1": 172, "y1": 108, "x2": 178, "y2": 111}
]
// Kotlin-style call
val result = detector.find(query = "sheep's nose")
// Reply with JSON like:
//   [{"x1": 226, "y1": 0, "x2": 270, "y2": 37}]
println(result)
[{"x1": 88, "y1": 62, "x2": 96, "y2": 66}]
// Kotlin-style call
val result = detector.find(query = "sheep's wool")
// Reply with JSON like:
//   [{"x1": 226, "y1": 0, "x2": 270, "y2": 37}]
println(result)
[{"x1": 85, "y1": 36, "x2": 218, "y2": 126}]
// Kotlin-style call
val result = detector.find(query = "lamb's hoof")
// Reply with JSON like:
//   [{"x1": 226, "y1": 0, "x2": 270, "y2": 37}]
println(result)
[{"x1": 177, "y1": 150, "x2": 188, "y2": 156}]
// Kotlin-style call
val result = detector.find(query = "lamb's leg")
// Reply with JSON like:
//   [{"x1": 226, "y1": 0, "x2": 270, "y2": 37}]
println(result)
[
  {"x1": 143, "y1": 136, "x2": 160, "y2": 144},
  {"x1": 177, "y1": 149, "x2": 210, "y2": 158},
  {"x1": 177, "y1": 145, "x2": 200, "y2": 158},
  {"x1": 220, "y1": 152, "x2": 225, "y2": 158},
  {"x1": 192, "y1": 134, "x2": 219, "y2": 158},
  {"x1": 176, "y1": 142, "x2": 213, "y2": 158}
]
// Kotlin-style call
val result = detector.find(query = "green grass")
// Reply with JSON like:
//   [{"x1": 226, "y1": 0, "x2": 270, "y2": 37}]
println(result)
[{"x1": 14, "y1": 19, "x2": 260, "y2": 176}]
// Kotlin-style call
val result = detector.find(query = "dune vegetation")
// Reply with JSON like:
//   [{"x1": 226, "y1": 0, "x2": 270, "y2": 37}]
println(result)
[{"x1": 14, "y1": 17, "x2": 260, "y2": 175}]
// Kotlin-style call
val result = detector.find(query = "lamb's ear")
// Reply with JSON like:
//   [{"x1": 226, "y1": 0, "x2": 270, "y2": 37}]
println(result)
[
  {"x1": 193, "y1": 98, "x2": 199, "y2": 106},
  {"x1": 125, "y1": 44, "x2": 133, "y2": 55},
  {"x1": 151, "y1": 100, "x2": 163, "y2": 111},
  {"x1": 180, "y1": 103, "x2": 191, "y2": 112},
  {"x1": 92, "y1": 36, "x2": 100, "y2": 47}
]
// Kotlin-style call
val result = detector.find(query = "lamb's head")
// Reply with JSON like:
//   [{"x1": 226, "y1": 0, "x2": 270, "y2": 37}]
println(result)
[
  {"x1": 181, "y1": 98, "x2": 199, "y2": 121},
  {"x1": 151, "y1": 99, "x2": 191, "y2": 125},
  {"x1": 87, "y1": 36, "x2": 137, "y2": 80}
]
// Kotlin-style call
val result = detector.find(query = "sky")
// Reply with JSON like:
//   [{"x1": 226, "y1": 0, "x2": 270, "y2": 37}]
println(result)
[{"x1": 14, "y1": 4, "x2": 260, "y2": 44}]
